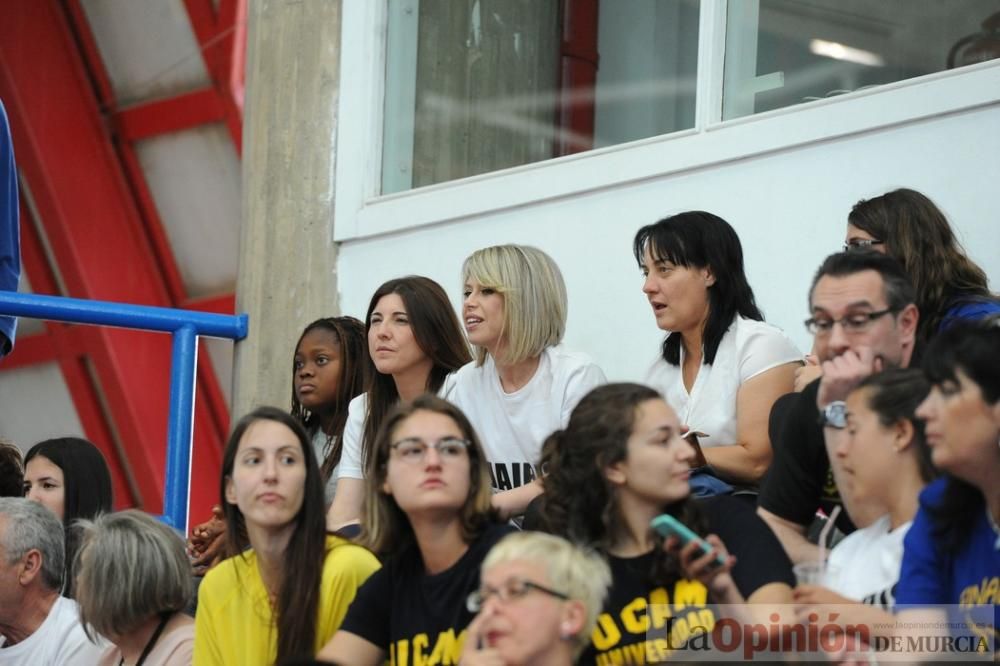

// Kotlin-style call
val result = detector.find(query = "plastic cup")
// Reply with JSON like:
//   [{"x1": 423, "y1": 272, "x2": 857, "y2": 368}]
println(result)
[{"x1": 793, "y1": 561, "x2": 838, "y2": 587}]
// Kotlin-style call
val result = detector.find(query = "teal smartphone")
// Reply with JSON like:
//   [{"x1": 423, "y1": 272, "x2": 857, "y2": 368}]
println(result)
[{"x1": 650, "y1": 514, "x2": 727, "y2": 568}]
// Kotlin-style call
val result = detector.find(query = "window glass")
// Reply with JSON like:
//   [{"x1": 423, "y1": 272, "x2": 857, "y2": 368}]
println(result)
[
  {"x1": 724, "y1": 0, "x2": 1000, "y2": 120},
  {"x1": 382, "y1": 0, "x2": 700, "y2": 194}
]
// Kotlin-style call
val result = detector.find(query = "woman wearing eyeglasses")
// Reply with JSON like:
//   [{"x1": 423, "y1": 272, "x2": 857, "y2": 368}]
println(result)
[
  {"x1": 635, "y1": 211, "x2": 801, "y2": 494},
  {"x1": 537, "y1": 383, "x2": 794, "y2": 664},
  {"x1": 459, "y1": 531, "x2": 611, "y2": 666},
  {"x1": 845, "y1": 188, "x2": 999, "y2": 354},
  {"x1": 317, "y1": 395, "x2": 512, "y2": 666}
]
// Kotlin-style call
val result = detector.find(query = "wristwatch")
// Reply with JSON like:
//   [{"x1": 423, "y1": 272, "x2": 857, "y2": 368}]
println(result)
[{"x1": 819, "y1": 401, "x2": 847, "y2": 429}]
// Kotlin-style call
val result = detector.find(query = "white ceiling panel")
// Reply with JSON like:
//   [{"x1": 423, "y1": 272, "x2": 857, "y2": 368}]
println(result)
[
  {"x1": 134, "y1": 122, "x2": 240, "y2": 298},
  {"x1": 81, "y1": 0, "x2": 212, "y2": 104},
  {"x1": 0, "y1": 362, "x2": 85, "y2": 454}
]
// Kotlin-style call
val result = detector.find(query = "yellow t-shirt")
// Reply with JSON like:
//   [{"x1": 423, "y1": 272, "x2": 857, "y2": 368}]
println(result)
[{"x1": 193, "y1": 534, "x2": 380, "y2": 665}]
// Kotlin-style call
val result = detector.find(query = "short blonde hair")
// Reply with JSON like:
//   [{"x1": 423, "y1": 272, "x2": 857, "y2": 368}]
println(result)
[
  {"x1": 462, "y1": 245, "x2": 567, "y2": 366},
  {"x1": 481, "y1": 531, "x2": 611, "y2": 658}
]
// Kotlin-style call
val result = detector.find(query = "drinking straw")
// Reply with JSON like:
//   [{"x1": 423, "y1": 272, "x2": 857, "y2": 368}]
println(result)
[{"x1": 817, "y1": 505, "x2": 841, "y2": 570}]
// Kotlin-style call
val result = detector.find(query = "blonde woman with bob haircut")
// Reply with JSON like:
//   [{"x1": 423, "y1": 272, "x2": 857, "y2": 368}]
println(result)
[
  {"x1": 453, "y1": 244, "x2": 606, "y2": 520},
  {"x1": 461, "y1": 531, "x2": 611, "y2": 665},
  {"x1": 75, "y1": 510, "x2": 194, "y2": 665},
  {"x1": 318, "y1": 394, "x2": 513, "y2": 666}
]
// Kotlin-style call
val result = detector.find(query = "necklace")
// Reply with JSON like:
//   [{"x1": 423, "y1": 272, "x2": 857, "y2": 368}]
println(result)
[
  {"x1": 119, "y1": 613, "x2": 170, "y2": 666},
  {"x1": 986, "y1": 506, "x2": 1000, "y2": 551}
]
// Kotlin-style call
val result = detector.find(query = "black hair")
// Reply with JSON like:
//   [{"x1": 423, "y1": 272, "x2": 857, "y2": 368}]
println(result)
[
  {"x1": 220, "y1": 406, "x2": 328, "y2": 662},
  {"x1": 920, "y1": 320, "x2": 1000, "y2": 552},
  {"x1": 633, "y1": 211, "x2": 763, "y2": 365},
  {"x1": 24, "y1": 437, "x2": 113, "y2": 597},
  {"x1": 809, "y1": 250, "x2": 916, "y2": 313},
  {"x1": 854, "y1": 368, "x2": 936, "y2": 483},
  {"x1": 290, "y1": 316, "x2": 368, "y2": 480}
]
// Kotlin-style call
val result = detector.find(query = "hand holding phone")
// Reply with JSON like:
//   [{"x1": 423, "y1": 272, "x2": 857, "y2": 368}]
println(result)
[{"x1": 651, "y1": 514, "x2": 728, "y2": 568}]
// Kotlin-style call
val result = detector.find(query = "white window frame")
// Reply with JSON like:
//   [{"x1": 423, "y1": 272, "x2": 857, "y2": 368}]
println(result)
[{"x1": 333, "y1": 0, "x2": 1000, "y2": 242}]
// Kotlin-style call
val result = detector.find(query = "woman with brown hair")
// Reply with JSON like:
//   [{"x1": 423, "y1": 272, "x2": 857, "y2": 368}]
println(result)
[
  {"x1": 537, "y1": 383, "x2": 794, "y2": 663},
  {"x1": 326, "y1": 276, "x2": 472, "y2": 531},
  {"x1": 318, "y1": 394, "x2": 511, "y2": 665},
  {"x1": 193, "y1": 407, "x2": 380, "y2": 665},
  {"x1": 846, "y1": 188, "x2": 999, "y2": 352}
]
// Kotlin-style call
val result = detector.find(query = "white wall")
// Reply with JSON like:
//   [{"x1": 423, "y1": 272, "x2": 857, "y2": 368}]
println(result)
[{"x1": 335, "y1": 102, "x2": 1000, "y2": 382}]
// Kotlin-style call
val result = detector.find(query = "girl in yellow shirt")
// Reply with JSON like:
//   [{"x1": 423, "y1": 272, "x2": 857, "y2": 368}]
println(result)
[{"x1": 193, "y1": 407, "x2": 380, "y2": 665}]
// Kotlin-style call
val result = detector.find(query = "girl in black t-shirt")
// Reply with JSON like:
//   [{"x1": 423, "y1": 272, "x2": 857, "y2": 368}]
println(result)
[
  {"x1": 318, "y1": 394, "x2": 511, "y2": 666},
  {"x1": 537, "y1": 383, "x2": 794, "y2": 664}
]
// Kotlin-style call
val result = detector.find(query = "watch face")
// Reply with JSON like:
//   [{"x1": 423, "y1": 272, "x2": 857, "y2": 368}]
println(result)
[{"x1": 825, "y1": 401, "x2": 848, "y2": 429}]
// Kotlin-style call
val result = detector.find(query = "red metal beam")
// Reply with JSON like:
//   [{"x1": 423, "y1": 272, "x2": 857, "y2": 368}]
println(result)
[
  {"x1": 181, "y1": 0, "x2": 245, "y2": 151},
  {"x1": 220, "y1": 0, "x2": 247, "y2": 115},
  {"x1": 116, "y1": 88, "x2": 226, "y2": 141},
  {"x1": 0, "y1": 0, "x2": 223, "y2": 516},
  {"x1": 10, "y1": 178, "x2": 138, "y2": 509},
  {"x1": 61, "y1": 0, "x2": 233, "y2": 460},
  {"x1": 63, "y1": 0, "x2": 115, "y2": 111},
  {"x1": 59, "y1": 352, "x2": 139, "y2": 511},
  {"x1": 183, "y1": 0, "x2": 224, "y2": 77},
  {"x1": 0, "y1": 331, "x2": 57, "y2": 369}
]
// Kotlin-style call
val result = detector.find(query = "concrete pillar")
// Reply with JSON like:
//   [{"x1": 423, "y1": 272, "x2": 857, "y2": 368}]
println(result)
[{"x1": 232, "y1": 0, "x2": 343, "y2": 418}]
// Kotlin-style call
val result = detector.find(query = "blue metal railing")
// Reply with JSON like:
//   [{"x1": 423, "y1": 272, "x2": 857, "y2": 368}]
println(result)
[{"x1": 0, "y1": 291, "x2": 247, "y2": 533}]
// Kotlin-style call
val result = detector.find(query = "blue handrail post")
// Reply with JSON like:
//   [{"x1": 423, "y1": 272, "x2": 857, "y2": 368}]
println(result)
[
  {"x1": 163, "y1": 324, "x2": 198, "y2": 533},
  {"x1": 0, "y1": 292, "x2": 248, "y2": 532}
]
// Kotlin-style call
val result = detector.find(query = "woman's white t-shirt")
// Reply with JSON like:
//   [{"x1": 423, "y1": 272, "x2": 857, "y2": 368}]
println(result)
[
  {"x1": 337, "y1": 372, "x2": 461, "y2": 480},
  {"x1": 311, "y1": 429, "x2": 339, "y2": 506},
  {"x1": 827, "y1": 514, "x2": 911, "y2": 608},
  {"x1": 645, "y1": 316, "x2": 801, "y2": 448},
  {"x1": 451, "y1": 344, "x2": 606, "y2": 491}
]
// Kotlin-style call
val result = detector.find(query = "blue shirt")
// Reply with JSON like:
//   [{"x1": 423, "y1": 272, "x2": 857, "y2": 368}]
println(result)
[
  {"x1": 0, "y1": 98, "x2": 20, "y2": 357},
  {"x1": 940, "y1": 297, "x2": 1000, "y2": 331},
  {"x1": 896, "y1": 477, "x2": 999, "y2": 651}
]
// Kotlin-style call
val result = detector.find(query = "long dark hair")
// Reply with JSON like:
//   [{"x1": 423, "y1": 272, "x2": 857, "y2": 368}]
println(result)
[
  {"x1": 360, "y1": 394, "x2": 496, "y2": 556},
  {"x1": 849, "y1": 188, "x2": 994, "y2": 347},
  {"x1": 220, "y1": 407, "x2": 328, "y2": 662},
  {"x1": 24, "y1": 437, "x2": 113, "y2": 598},
  {"x1": 539, "y1": 383, "x2": 706, "y2": 585},
  {"x1": 361, "y1": 276, "x2": 471, "y2": 471},
  {"x1": 633, "y1": 211, "x2": 763, "y2": 365},
  {"x1": 290, "y1": 316, "x2": 368, "y2": 480},
  {"x1": 920, "y1": 320, "x2": 1000, "y2": 552}
]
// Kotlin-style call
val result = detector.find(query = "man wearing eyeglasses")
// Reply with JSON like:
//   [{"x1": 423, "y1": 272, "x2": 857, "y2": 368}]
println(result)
[{"x1": 758, "y1": 251, "x2": 919, "y2": 564}]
